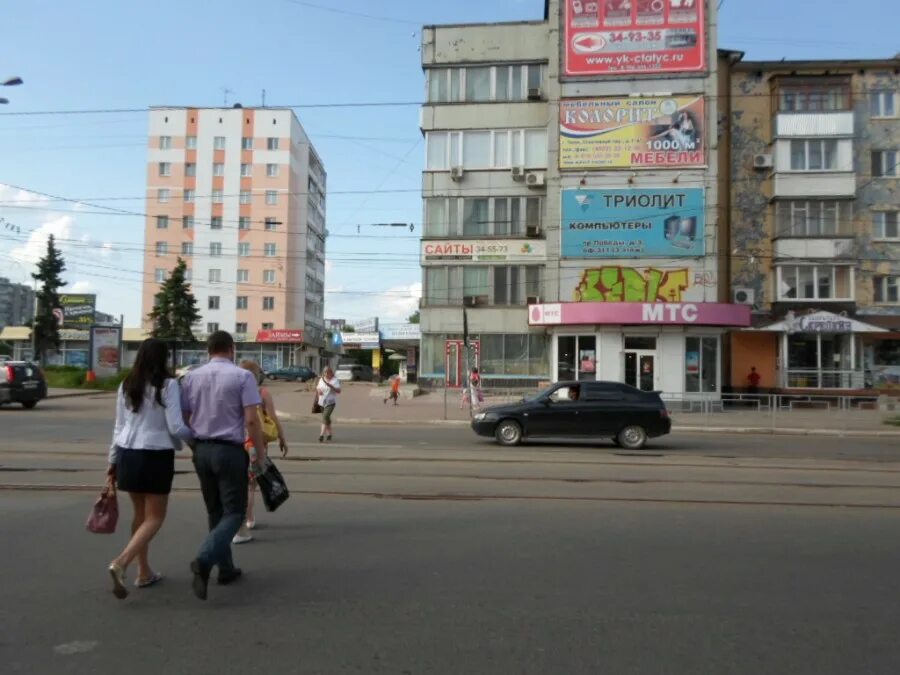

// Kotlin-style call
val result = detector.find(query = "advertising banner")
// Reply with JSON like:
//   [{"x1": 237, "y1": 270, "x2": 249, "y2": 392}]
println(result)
[
  {"x1": 560, "y1": 96, "x2": 704, "y2": 169},
  {"x1": 380, "y1": 324, "x2": 422, "y2": 341},
  {"x1": 528, "y1": 302, "x2": 750, "y2": 327},
  {"x1": 421, "y1": 239, "x2": 547, "y2": 264},
  {"x1": 340, "y1": 332, "x2": 381, "y2": 349},
  {"x1": 57, "y1": 294, "x2": 96, "y2": 329},
  {"x1": 355, "y1": 317, "x2": 379, "y2": 333},
  {"x1": 256, "y1": 329, "x2": 303, "y2": 343},
  {"x1": 562, "y1": 262, "x2": 716, "y2": 303},
  {"x1": 563, "y1": 0, "x2": 706, "y2": 77},
  {"x1": 562, "y1": 188, "x2": 705, "y2": 258},
  {"x1": 90, "y1": 326, "x2": 122, "y2": 379}
]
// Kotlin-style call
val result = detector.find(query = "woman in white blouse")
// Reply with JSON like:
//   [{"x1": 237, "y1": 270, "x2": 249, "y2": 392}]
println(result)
[{"x1": 106, "y1": 339, "x2": 193, "y2": 599}]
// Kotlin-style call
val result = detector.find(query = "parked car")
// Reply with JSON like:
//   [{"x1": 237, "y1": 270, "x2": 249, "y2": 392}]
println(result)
[
  {"x1": 335, "y1": 364, "x2": 375, "y2": 382},
  {"x1": 265, "y1": 365, "x2": 316, "y2": 382},
  {"x1": 471, "y1": 381, "x2": 671, "y2": 449},
  {"x1": 0, "y1": 361, "x2": 48, "y2": 409}
]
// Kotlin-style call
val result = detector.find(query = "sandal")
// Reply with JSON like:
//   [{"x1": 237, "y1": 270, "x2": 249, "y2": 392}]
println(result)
[
  {"x1": 135, "y1": 572, "x2": 163, "y2": 588},
  {"x1": 108, "y1": 563, "x2": 128, "y2": 599}
]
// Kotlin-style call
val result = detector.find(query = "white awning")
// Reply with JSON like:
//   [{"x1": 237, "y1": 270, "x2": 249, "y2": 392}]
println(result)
[
  {"x1": 0, "y1": 326, "x2": 31, "y2": 341},
  {"x1": 757, "y1": 310, "x2": 888, "y2": 334}
]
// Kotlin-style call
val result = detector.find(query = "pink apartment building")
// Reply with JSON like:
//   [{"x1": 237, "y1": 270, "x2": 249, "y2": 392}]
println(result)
[{"x1": 142, "y1": 106, "x2": 327, "y2": 371}]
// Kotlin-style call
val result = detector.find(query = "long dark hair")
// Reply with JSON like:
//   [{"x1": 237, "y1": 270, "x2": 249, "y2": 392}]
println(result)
[{"x1": 122, "y1": 338, "x2": 170, "y2": 412}]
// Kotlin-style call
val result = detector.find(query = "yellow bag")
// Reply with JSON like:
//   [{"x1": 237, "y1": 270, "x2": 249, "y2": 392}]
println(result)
[{"x1": 259, "y1": 408, "x2": 279, "y2": 444}]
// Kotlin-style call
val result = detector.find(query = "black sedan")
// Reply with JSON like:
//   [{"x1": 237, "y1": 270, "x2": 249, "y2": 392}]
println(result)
[
  {"x1": 471, "y1": 381, "x2": 671, "y2": 450},
  {"x1": 265, "y1": 366, "x2": 316, "y2": 382},
  {"x1": 0, "y1": 361, "x2": 48, "y2": 409}
]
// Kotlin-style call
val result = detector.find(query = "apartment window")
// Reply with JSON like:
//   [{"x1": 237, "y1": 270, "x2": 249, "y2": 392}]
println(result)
[
  {"x1": 209, "y1": 269, "x2": 222, "y2": 282},
  {"x1": 155, "y1": 242, "x2": 168, "y2": 256},
  {"x1": 214, "y1": 136, "x2": 226, "y2": 150},
  {"x1": 208, "y1": 296, "x2": 220, "y2": 310},
  {"x1": 874, "y1": 276, "x2": 900, "y2": 304},
  {"x1": 267, "y1": 137, "x2": 279, "y2": 150},
  {"x1": 209, "y1": 242, "x2": 222, "y2": 257},
  {"x1": 159, "y1": 135, "x2": 172, "y2": 149},
  {"x1": 186, "y1": 135, "x2": 197, "y2": 150},
  {"x1": 789, "y1": 139, "x2": 838, "y2": 171},
  {"x1": 874, "y1": 211, "x2": 899, "y2": 240},
  {"x1": 264, "y1": 217, "x2": 278, "y2": 231},
  {"x1": 241, "y1": 163, "x2": 252, "y2": 177},
  {"x1": 207, "y1": 322, "x2": 219, "y2": 333},
  {"x1": 181, "y1": 242, "x2": 193, "y2": 255},
  {"x1": 869, "y1": 91, "x2": 897, "y2": 118},
  {"x1": 463, "y1": 198, "x2": 489, "y2": 236},
  {"x1": 240, "y1": 190, "x2": 251, "y2": 205},
  {"x1": 185, "y1": 162, "x2": 196, "y2": 177},
  {"x1": 778, "y1": 79, "x2": 851, "y2": 112},
  {"x1": 241, "y1": 137, "x2": 253, "y2": 150},
  {"x1": 238, "y1": 243, "x2": 250, "y2": 257},
  {"x1": 212, "y1": 189, "x2": 223, "y2": 203},
  {"x1": 157, "y1": 188, "x2": 170, "y2": 203},
  {"x1": 463, "y1": 266, "x2": 490, "y2": 303},
  {"x1": 235, "y1": 322, "x2": 248, "y2": 334},
  {"x1": 266, "y1": 163, "x2": 279, "y2": 177},
  {"x1": 184, "y1": 189, "x2": 195, "y2": 203},
  {"x1": 425, "y1": 196, "x2": 540, "y2": 237},
  {"x1": 872, "y1": 150, "x2": 898, "y2": 177},
  {"x1": 428, "y1": 64, "x2": 544, "y2": 103},
  {"x1": 236, "y1": 296, "x2": 248, "y2": 310},
  {"x1": 263, "y1": 296, "x2": 275, "y2": 310},
  {"x1": 265, "y1": 190, "x2": 278, "y2": 205},
  {"x1": 158, "y1": 162, "x2": 171, "y2": 177},
  {"x1": 426, "y1": 129, "x2": 548, "y2": 170},
  {"x1": 264, "y1": 243, "x2": 277, "y2": 257},
  {"x1": 239, "y1": 216, "x2": 251, "y2": 230},
  {"x1": 182, "y1": 216, "x2": 194, "y2": 230},
  {"x1": 777, "y1": 265, "x2": 854, "y2": 301},
  {"x1": 465, "y1": 66, "x2": 492, "y2": 102},
  {"x1": 184, "y1": 269, "x2": 192, "y2": 282},
  {"x1": 262, "y1": 323, "x2": 274, "y2": 330},
  {"x1": 237, "y1": 269, "x2": 249, "y2": 283},
  {"x1": 156, "y1": 215, "x2": 169, "y2": 230},
  {"x1": 264, "y1": 270, "x2": 276, "y2": 284},
  {"x1": 154, "y1": 268, "x2": 167, "y2": 283},
  {"x1": 775, "y1": 200, "x2": 851, "y2": 237},
  {"x1": 213, "y1": 162, "x2": 225, "y2": 177},
  {"x1": 210, "y1": 216, "x2": 222, "y2": 230}
]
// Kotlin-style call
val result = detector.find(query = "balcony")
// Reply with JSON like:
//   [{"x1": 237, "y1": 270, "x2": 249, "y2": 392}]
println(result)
[
  {"x1": 774, "y1": 238, "x2": 854, "y2": 259},
  {"x1": 774, "y1": 112, "x2": 854, "y2": 138},
  {"x1": 772, "y1": 139, "x2": 855, "y2": 198}
]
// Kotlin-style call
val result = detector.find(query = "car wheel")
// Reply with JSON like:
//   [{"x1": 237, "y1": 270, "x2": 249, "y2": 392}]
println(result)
[
  {"x1": 22, "y1": 401, "x2": 38, "y2": 409},
  {"x1": 495, "y1": 420, "x2": 522, "y2": 446},
  {"x1": 617, "y1": 425, "x2": 647, "y2": 450}
]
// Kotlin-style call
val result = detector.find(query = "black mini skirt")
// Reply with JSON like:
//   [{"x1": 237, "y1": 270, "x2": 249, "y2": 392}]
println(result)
[{"x1": 116, "y1": 447, "x2": 176, "y2": 495}]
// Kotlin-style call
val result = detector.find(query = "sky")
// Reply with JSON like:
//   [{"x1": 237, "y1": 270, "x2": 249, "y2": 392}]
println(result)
[{"x1": 0, "y1": 0, "x2": 897, "y2": 327}]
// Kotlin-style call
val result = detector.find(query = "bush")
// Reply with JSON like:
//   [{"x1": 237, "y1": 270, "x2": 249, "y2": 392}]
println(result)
[
  {"x1": 44, "y1": 367, "x2": 130, "y2": 391},
  {"x1": 885, "y1": 415, "x2": 900, "y2": 428}
]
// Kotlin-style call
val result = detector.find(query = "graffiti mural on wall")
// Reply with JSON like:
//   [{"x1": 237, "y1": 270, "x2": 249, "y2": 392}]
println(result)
[{"x1": 575, "y1": 267, "x2": 692, "y2": 303}]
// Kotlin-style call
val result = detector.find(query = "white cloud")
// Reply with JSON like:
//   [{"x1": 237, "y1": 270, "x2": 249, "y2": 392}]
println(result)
[
  {"x1": 10, "y1": 214, "x2": 75, "y2": 270},
  {"x1": 324, "y1": 259, "x2": 334, "y2": 274},
  {"x1": 68, "y1": 280, "x2": 94, "y2": 294},
  {"x1": 326, "y1": 282, "x2": 421, "y2": 323}
]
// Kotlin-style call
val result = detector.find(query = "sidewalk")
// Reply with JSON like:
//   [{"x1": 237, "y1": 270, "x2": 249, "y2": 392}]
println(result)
[
  {"x1": 268, "y1": 381, "x2": 900, "y2": 437},
  {"x1": 47, "y1": 388, "x2": 116, "y2": 399}
]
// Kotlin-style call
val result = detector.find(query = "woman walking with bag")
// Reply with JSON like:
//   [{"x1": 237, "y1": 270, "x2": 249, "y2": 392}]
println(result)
[
  {"x1": 106, "y1": 339, "x2": 193, "y2": 599},
  {"x1": 315, "y1": 366, "x2": 341, "y2": 443},
  {"x1": 233, "y1": 360, "x2": 288, "y2": 544}
]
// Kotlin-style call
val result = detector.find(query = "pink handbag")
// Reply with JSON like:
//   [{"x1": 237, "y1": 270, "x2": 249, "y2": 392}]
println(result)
[{"x1": 86, "y1": 485, "x2": 119, "y2": 534}]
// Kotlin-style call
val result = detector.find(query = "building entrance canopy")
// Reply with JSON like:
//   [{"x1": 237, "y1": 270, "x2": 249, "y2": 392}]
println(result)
[{"x1": 757, "y1": 310, "x2": 888, "y2": 334}]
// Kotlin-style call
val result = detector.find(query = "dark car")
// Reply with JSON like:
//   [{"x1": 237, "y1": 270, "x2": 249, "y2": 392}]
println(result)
[
  {"x1": 265, "y1": 365, "x2": 316, "y2": 382},
  {"x1": 335, "y1": 364, "x2": 375, "y2": 382},
  {"x1": 0, "y1": 361, "x2": 48, "y2": 409},
  {"x1": 471, "y1": 381, "x2": 671, "y2": 450}
]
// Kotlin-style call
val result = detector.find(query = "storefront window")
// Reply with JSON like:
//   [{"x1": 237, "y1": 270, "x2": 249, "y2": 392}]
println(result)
[
  {"x1": 504, "y1": 334, "x2": 529, "y2": 375},
  {"x1": 685, "y1": 337, "x2": 718, "y2": 393},
  {"x1": 786, "y1": 333, "x2": 860, "y2": 388},
  {"x1": 420, "y1": 334, "x2": 446, "y2": 378},
  {"x1": 577, "y1": 336, "x2": 597, "y2": 382},
  {"x1": 481, "y1": 333, "x2": 547, "y2": 378},
  {"x1": 557, "y1": 336, "x2": 576, "y2": 381}
]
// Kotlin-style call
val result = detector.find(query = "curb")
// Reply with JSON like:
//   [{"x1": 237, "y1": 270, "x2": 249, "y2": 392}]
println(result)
[{"x1": 47, "y1": 390, "x2": 116, "y2": 400}]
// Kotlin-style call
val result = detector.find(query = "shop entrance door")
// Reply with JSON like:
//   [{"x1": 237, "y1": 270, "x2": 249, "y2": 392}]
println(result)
[
  {"x1": 624, "y1": 351, "x2": 656, "y2": 391},
  {"x1": 445, "y1": 339, "x2": 480, "y2": 388}
]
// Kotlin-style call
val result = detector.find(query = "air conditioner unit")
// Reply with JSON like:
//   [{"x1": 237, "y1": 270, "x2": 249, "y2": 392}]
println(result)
[
  {"x1": 753, "y1": 154, "x2": 774, "y2": 169},
  {"x1": 511, "y1": 165, "x2": 526, "y2": 181},
  {"x1": 526, "y1": 225, "x2": 542, "y2": 238},
  {"x1": 463, "y1": 295, "x2": 477, "y2": 307},
  {"x1": 525, "y1": 171, "x2": 545, "y2": 188},
  {"x1": 527, "y1": 295, "x2": 541, "y2": 305},
  {"x1": 733, "y1": 287, "x2": 756, "y2": 305},
  {"x1": 450, "y1": 166, "x2": 465, "y2": 181},
  {"x1": 527, "y1": 87, "x2": 543, "y2": 101}
]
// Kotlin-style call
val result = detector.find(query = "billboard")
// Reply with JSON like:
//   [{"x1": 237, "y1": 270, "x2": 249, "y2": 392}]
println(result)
[
  {"x1": 528, "y1": 302, "x2": 750, "y2": 327},
  {"x1": 562, "y1": 188, "x2": 705, "y2": 258},
  {"x1": 57, "y1": 294, "x2": 96, "y2": 329},
  {"x1": 560, "y1": 96, "x2": 705, "y2": 169},
  {"x1": 421, "y1": 240, "x2": 547, "y2": 264},
  {"x1": 90, "y1": 326, "x2": 122, "y2": 379},
  {"x1": 563, "y1": 0, "x2": 706, "y2": 77},
  {"x1": 256, "y1": 329, "x2": 303, "y2": 343}
]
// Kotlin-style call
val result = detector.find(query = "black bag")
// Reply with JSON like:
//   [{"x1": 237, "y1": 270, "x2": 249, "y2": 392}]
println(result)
[{"x1": 257, "y1": 458, "x2": 290, "y2": 512}]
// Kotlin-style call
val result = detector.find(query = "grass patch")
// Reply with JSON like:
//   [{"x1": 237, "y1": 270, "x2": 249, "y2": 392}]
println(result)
[
  {"x1": 43, "y1": 366, "x2": 128, "y2": 391},
  {"x1": 885, "y1": 415, "x2": 900, "y2": 427}
]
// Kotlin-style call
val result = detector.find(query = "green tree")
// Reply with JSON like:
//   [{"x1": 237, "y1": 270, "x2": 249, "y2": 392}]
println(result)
[
  {"x1": 147, "y1": 258, "x2": 201, "y2": 352},
  {"x1": 407, "y1": 310, "x2": 420, "y2": 324},
  {"x1": 31, "y1": 235, "x2": 66, "y2": 363}
]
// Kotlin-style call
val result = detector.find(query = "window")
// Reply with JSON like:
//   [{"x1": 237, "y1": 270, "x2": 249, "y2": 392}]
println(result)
[
  {"x1": 777, "y1": 265, "x2": 854, "y2": 301},
  {"x1": 872, "y1": 150, "x2": 898, "y2": 177},
  {"x1": 264, "y1": 217, "x2": 278, "y2": 231},
  {"x1": 425, "y1": 129, "x2": 548, "y2": 170},
  {"x1": 874, "y1": 211, "x2": 899, "y2": 240},
  {"x1": 154, "y1": 268, "x2": 167, "y2": 283},
  {"x1": 262, "y1": 323, "x2": 274, "y2": 330},
  {"x1": 158, "y1": 162, "x2": 171, "y2": 176},
  {"x1": 241, "y1": 163, "x2": 252, "y2": 177},
  {"x1": 240, "y1": 190, "x2": 251, "y2": 204},
  {"x1": 210, "y1": 216, "x2": 222, "y2": 230},
  {"x1": 870, "y1": 91, "x2": 896, "y2": 118},
  {"x1": 209, "y1": 269, "x2": 222, "y2": 282},
  {"x1": 237, "y1": 269, "x2": 249, "y2": 283},
  {"x1": 266, "y1": 163, "x2": 279, "y2": 177},
  {"x1": 183, "y1": 189, "x2": 195, "y2": 203},
  {"x1": 267, "y1": 137, "x2": 279, "y2": 150},
  {"x1": 241, "y1": 137, "x2": 252, "y2": 150},
  {"x1": 789, "y1": 139, "x2": 838, "y2": 171},
  {"x1": 213, "y1": 162, "x2": 224, "y2": 177},
  {"x1": 236, "y1": 296, "x2": 248, "y2": 310},
  {"x1": 209, "y1": 242, "x2": 222, "y2": 257},
  {"x1": 264, "y1": 270, "x2": 276, "y2": 284},
  {"x1": 238, "y1": 243, "x2": 250, "y2": 257},
  {"x1": 424, "y1": 196, "x2": 540, "y2": 237},
  {"x1": 264, "y1": 243, "x2": 277, "y2": 257},
  {"x1": 212, "y1": 189, "x2": 223, "y2": 203},
  {"x1": 685, "y1": 337, "x2": 719, "y2": 393},
  {"x1": 159, "y1": 135, "x2": 172, "y2": 149},
  {"x1": 184, "y1": 269, "x2": 192, "y2": 282},
  {"x1": 157, "y1": 188, "x2": 170, "y2": 203},
  {"x1": 182, "y1": 216, "x2": 194, "y2": 230},
  {"x1": 463, "y1": 266, "x2": 489, "y2": 302},
  {"x1": 207, "y1": 322, "x2": 219, "y2": 333},
  {"x1": 775, "y1": 200, "x2": 851, "y2": 236},
  {"x1": 263, "y1": 296, "x2": 275, "y2": 310},
  {"x1": 463, "y1": 199, "x2": 489, "y2": 236},
  {"x1": 213, "y1": 136, "x2": 226, "y2": 150},
  {"x1": 778, "y1": 79, "x2": 851, "y2": 111},
  {"x1": 208, "y1": 296, "x2": 220, "y2": 310},
  {"x1": 478, "y1": 333, "x2": 548, "y2": 378},
  {"x1": 181, "y1": 242, "x2": 193, "y2": 255},
  {"x1": 186, "y1": 135, "x2": 197, "y2": 150},
  {"x1": 265, "y1": 190, "x2": 278, "y2": 205},
  {"x1": 156, "y1": 215, "x2": 169, "y2": 229},
  {"x1": 239, "y1": 217, "x2": 251, "y2": 230},
  {"x1": 428, "y1": 64, "x2": 544, "y2": 103},
  {"x1": 874, "y1": 276, "x2": 900, "y2": 304},
  {"x1": 155, "y1": 242, "x2": 168, "y2": 255},
  {"x1": 235, "y1": 322, "x2": 248, "y2": 334},
  {"x1": 425, "y1": 267, "x2": 449, "y2": 305},
  {"x1": 465, "y1": 66, "x2": 491, "y2": 102},
  {"x1": 185, "y1": 163, "x2": 196, "y2": 177}
]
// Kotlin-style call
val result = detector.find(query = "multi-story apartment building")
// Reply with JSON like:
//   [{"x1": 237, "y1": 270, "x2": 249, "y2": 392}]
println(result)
[
  {"x1": 0, "y1": 277, "x2": 34, "y2": 330},
  {"x1": 726, "y1": 57, "x2": 900, "y2": 393},
  {"x1": 420, "y1": 0, "x2": 749, "y2": 398},
  {"x1": 142, "y1": 106, "x2": 327, "y2": 371}
]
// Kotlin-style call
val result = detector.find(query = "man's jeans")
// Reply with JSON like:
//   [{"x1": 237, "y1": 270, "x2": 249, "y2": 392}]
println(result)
[{"x1": 192, "y1": 441, "x2": 249, "y2": 572}]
